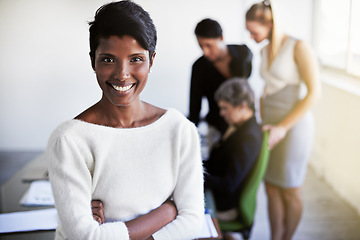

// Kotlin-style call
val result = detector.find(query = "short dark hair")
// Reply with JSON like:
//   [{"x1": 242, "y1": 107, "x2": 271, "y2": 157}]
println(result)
[
  {"x1": 194, "y1": 18, "x2": 222, "y2": 38},
  {"x1": 89, "y1": 1, "x2": 157, "y2": 67},
  {"x1": 215, "y1": 78, "x2": 255, "y2": 112}
]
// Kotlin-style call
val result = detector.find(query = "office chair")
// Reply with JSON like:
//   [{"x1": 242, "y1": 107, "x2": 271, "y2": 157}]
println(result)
[{"x1": 218, "y1": 130, "x2": 270, "y2": 240}]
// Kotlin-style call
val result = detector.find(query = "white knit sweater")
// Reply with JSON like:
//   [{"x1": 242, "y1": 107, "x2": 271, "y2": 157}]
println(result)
[{"x1": 47, "y1": 108, "x2": 204, "y2": 240}]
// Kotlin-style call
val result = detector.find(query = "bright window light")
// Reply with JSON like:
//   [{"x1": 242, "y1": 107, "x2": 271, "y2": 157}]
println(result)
[{"x1": 315, "y1": 0, "x2": 360, "y2": 78}]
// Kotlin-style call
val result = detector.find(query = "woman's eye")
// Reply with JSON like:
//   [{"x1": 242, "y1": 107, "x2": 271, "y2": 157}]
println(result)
[
  {"x1": 102, "y1": 57, "x2": 114, "y2": 63},
  {"x1": 130, "y1": 56, "x2": 144, "y2": 63}
]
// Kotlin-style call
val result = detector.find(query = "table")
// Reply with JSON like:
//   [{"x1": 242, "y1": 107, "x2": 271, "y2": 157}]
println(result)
[{"x1": 0, "y1": 154, "x2": 54, "y2": 240}]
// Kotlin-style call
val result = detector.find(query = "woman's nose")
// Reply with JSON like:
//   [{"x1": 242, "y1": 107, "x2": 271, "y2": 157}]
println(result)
[{"x1": 115, "y1": 64, "x2": 130, "y2": 81}]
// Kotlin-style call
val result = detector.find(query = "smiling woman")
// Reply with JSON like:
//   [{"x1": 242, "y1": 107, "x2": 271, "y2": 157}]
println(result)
[{"x1": 46, "y1": 1, "x2": 204, "y2": 240}]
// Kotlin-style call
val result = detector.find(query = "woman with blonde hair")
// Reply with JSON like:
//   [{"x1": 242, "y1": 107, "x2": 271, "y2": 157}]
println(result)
[{"x1": 245, "y1": 1, "x2": 321, "y2": 240}]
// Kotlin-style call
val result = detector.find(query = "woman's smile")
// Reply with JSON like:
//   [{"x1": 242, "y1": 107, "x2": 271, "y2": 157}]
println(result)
[{"x1": 107, "y1": 82, "x2": 136, "y2": 93}]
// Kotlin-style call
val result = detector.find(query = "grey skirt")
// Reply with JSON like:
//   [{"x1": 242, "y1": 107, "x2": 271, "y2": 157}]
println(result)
[{"x1": 262, "y1": 85, "x2": 314, "y2": 188}]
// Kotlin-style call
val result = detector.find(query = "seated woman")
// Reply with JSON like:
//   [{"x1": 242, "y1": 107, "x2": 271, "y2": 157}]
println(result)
[
  {"x1": 204, "y1": 78, "x2": 262, "y2": 221},
  {"x1": 46, "y1": 1, "x2": 204, "y2": 240}
]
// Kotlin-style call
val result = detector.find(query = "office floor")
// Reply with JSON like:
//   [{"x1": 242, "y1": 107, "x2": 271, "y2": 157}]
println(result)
[
  {"x1": 0, "y1": 151, "x2": 360, "y2": 240},
  {"x1": 251, "y1": 168, "x2": 360, "y2": 240}
]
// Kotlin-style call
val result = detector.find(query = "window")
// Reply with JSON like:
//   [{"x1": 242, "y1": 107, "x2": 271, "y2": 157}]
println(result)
[{"x1": 314, "y1": 0, "x2": 360, "y2": 77}]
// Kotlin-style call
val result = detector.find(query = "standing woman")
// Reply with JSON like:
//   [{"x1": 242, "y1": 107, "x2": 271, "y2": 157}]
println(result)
[
  {"x1": 46, "y1": 1, "x2": 204, "y2": 239},
  {"x1": 245, "y1": 1, "x2": 321, "y2": 240}
]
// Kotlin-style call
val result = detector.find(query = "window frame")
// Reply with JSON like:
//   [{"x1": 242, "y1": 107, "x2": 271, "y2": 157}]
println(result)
[{"x1": 313, "y1": 0, "x2": 360, "y2": 79}]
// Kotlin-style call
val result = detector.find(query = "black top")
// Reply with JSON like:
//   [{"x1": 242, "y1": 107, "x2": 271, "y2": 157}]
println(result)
[
  {"x1": 204, "y1": 116, "x2": 262, "y2": 211},
  {"x1": 188, "y1": 44, "x2": 253, "y2": 133}
]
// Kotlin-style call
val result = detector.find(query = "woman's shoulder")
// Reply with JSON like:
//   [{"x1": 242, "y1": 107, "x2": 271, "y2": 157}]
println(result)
[
  {"x1": 229, "y1": 44, "x2": 252, "y2": 57},
  {"x1": 233, "y1": 117, "x2": 262, "y2": 142},
  {"x1": 158, "y1": 108, "x2": 198, "y2": 135},
  {"x1": 293, "y1": 38, "x2": 311, "y2": 53},
  {"x1": 49, "y1": 104, "x2": 106, "y2": 142},
  {"x1": 229, "y1": 44, "x2": 250, "y2": 50},
  {"x1": 286, "y1": 36, "x2": 308, "y2": 51},
  {"x1": 47, "y1": 119, "x2": 86, "y2": 147},
  {"x1": 164, "y1": 107, "x2": 185, "y2": 118},
  {"x1": 50, "y1": 119, "x2": 89, "y2": 136},
  {"x1": 163, "y1": 108, "x2": 193, "y2": 126}
]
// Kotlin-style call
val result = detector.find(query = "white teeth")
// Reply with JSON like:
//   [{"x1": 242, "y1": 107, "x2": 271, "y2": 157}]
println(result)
[{"x1": 112, "y1": 84, "x2": 133, "y2": 92}]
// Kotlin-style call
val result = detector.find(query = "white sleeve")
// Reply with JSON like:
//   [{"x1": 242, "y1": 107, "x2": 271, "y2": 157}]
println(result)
[
  {"x1": 152, "y1": 122, "x2": 205, "y2": 240},
  {"x1": 47, "y1": 132, "x2": 130, "y2": 240}
]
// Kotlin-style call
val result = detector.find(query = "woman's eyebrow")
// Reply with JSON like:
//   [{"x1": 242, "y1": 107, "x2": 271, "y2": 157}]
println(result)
[
  {"x1": 98, "y1": 53, "x2": 115, "y2": 57},
  {"x1": 129, "y1": 52, "x2": 147, "y2": 57}
]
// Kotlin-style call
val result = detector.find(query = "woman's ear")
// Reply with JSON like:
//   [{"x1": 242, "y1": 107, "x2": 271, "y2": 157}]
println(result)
[
  {"x1": 149, "y1": 51, "x2": 156, "y2": 70},
  {"x1": 90, "y1": 52, "x2": 95, "y2": 71}
]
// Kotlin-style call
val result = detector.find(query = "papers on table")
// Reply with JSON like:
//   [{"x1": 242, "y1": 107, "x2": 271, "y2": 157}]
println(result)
[
  {"x1": 20, "y1": 180, "x2": 54, "y2": 206},
  {"x1": 0, "y1": 211, "x2": 219, "y2": 237},
  {"x1": 196, "y1": 213, "x2": 219, "y2": 239},
  {"x1": 0, "y1": 208, "x2": 58, "y2": 233}
]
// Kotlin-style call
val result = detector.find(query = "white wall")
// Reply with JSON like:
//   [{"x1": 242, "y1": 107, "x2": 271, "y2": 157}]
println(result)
[
  {"x1": 0, "y1": 0, "x2": 313, "y2": 151},
  {"x1": 0, "y1": 0, "x2": 245, "y2": 150},
  {"x1": 309, "y1": 76, "x2": 360, "y2": 215}
]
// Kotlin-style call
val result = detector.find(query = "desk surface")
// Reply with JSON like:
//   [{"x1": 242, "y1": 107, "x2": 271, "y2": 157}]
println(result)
[
  {"x1": 0, "y1": 154, "x2": 222, "y2": 240},
  {"x1": 0, "y1": 154, "x2": 55, "y2": 240}
]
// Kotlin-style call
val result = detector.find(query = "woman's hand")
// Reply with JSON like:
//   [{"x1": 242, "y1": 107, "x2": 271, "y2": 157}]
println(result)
[
  {"x1": 262, "y1": 124, "x2": 287, "y2": 150},
  {"x1": 91, "y1": 200, "x2": 105, "y2": 224}
]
